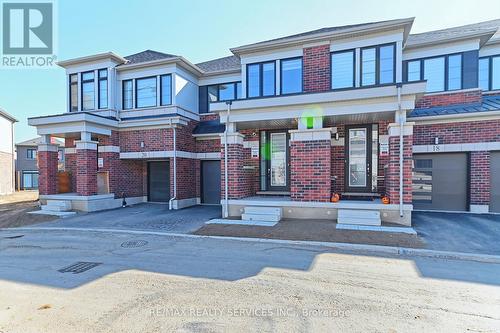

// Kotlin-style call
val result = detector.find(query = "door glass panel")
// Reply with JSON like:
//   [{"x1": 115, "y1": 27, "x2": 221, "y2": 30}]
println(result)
[
  {"x1": 349, "y1": 128, "x2": 367, "y2": 187},
  {"x1": 270, "y1": 133, "x2": 286, "y2": 187}
]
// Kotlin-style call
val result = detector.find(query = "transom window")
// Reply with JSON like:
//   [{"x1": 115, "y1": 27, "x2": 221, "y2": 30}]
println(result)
[
  {"x1": 208, "y1": 82, "x2": 242, "y2": 102},
  {"x1": 280, "y1": 57, "x2": 303, "y2": 94},
  {"x1": 247, "y1": 62, "x2": 275, "y2": 98},
  {"x1": 331, "y1": 50, "x2": 355, "y2": 89},
  {"x1": 361, "y1": 44, "x2": 395, "y2": 86},
  {"x1": 135, "y1": 77, "x2": 157, "y2": 108},
  {"x1": 406, "y1": 54, "x2": 463, "y2": 92},
  {"x1": 81, "y1": 71, "x2": 95, "y2": 111},
  {"x1": 479, "y1": 55, "x2": 500, "y2": 91}
]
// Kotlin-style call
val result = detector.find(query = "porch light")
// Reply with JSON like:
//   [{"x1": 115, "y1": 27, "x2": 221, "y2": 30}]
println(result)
[
  {"x1": 334, "y1": 132, "x2": 340, "y2": 141},
  {"x1": 434, "y1": 137, "x2": 440, "y2": 145}
]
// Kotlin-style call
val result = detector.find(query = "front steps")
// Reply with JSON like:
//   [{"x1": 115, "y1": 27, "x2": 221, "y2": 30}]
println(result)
[
  {"x1": 33, "y1": 200, "x2": 76, "y2": 218},
  {"x1": 241, "y1": 206, "x2": 282, "y2": 223},
  {"x1": 337, "y1": 209, "x2": 381, "y2": 226}
]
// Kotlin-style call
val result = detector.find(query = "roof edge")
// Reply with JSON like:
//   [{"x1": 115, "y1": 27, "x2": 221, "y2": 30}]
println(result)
[
  {"x1": 406, "y1": 27, "x2": 498, "y2": 49},
  {"x1": 57, "y1": 52, "x2": 128, "y2": 68},
  {"x1": 0, "y1": 107, "x2": 18, "y2": 122}
]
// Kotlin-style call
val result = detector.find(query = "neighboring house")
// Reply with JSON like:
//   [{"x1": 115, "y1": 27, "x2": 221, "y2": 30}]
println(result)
[
  {"x1": 0, "y1": 108, "x2": 17, "y2": 196},
  {"x1": 15, "y1": 137, "x2": 64, "y2": 190},
  {"x1": 28, "y1": 18, "x2": 500, "y2": 225}
]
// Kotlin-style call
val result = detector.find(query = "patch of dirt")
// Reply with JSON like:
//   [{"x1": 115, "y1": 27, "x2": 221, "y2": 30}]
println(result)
[
  {"x1": 0, "y1": 200, "x2": 57, "y2": 228},
  {"x1": 194, "y1": 219, "x2": 424, "y2": 248}
]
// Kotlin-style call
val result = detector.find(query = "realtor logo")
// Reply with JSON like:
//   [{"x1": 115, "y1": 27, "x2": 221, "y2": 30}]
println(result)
[{"x1": 1, "y1": 1, "x2": 57, "y2": 68}]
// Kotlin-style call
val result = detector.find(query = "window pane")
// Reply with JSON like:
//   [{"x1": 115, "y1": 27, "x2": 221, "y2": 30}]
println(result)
[
  {"x1": 331, "y1": 51, "x2": 354, "y2": 89},
  {"x1": 447, "y1": 54, "x2": 462, "y2": 90},
  {"x1": 379, "y1": 45, "x2": 394, "y2": 84},
  {"x1": 424, "y1": 57, "x2": 445, "y2": 92},
  {"x1": 281, "y1": 58, "x2": 302, "y2": 94},
  {"x1": 82, "y1": 81, "x2": 95, "y2": 110},
  {"x1": 23, "y1": 173, "x2": 32, "y2": 188},
  {"x1": 98, "y1": 71, "x2": 108, "y2": 109},
  {"x1": 98, "y1": 69, "x2": 107, "y2": 78},
  {"x1": 219, "y1": 83, "x2": 235, "y2": 101},
  {"x1": 208, "y1": 85, "x2": 218, "y2": 102},
  {"x1": 236, "y1": 82, "x2": 242, "y2": 99},
  {"x1": 82, "y1": 72, "x2": 94, "y2": 81},
  {"x1": 492, "y1": 56, "x2": 500, "y2": 90},
  {"x1": 407, "y1": 61, "x2": 421, "y2": 82},
  {"x1": 161, "y1": 75, "x2": 172, "y2": 105},
  {"x1": 247, "y1": 64, "x2": 260, "y2": 97},
  {"x1": 361, "y1": 48, "x2": 376, "y2": 86},
  {"x1": 262, "y1": 62, "x2": 275, "y2": 96},
  {"x1": 123, "y1": 80, "x2": 133, "y2": 109},
  {"x1": 70, "y1": 74, "x2": 78, "y2": 112},
  {"x1": 70, "y1": 74, "x2": 78, "y2": 83},
  {"x1": 136, "y1": 77, "x2": 157, "y2": 108},
  {"x1": 479, "y1": 58, "x2": 490, "y2": 91}
]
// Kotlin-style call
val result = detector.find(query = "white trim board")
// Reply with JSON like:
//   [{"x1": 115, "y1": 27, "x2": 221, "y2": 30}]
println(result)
[{"x1": 413, "y1": 142, "x2": 500, "y2": 153}]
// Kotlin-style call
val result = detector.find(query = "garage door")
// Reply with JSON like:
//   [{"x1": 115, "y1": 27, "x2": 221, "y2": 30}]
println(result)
[
  {"x1": 413, "y1": 153, "x2": 468, "y2": 211},
  {"x1": 201, "y1": 160, "x2": 221, "y2": 204},
  {"x1": 148, "y1": 161, "x2": 170, "y2": 202},
  {"x1": 491, "y1": 152, "x2": 500, "y2": 213}
]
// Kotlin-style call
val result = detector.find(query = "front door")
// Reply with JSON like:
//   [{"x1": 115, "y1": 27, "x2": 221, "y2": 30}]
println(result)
[
  {"x1": 345, "y1": 125, "x2": 372, "y2": 193},
  {"x1": 266, "y1": 131, "x2": 289, "y2": 191}
]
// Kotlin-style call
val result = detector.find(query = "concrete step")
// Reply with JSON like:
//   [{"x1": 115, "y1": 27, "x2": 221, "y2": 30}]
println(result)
[
  {"x1": 28, "y1": 210, "x2": 76, "y2": 218},
  {"x1": 241, "y1": 213, "x2": 281, "y2": 222},
  {"x1": 244, "y1": 206, "x2": 282, "y2": 216},
  {"x1": 46, "y1": 200, "x2": 72, "y2": 211},
  {"x1": 337, "y1": 209, "x2": 381, "y2": 226},
  {"x1": 41, "y1": 205, "x2": 71, "y2": 212}
]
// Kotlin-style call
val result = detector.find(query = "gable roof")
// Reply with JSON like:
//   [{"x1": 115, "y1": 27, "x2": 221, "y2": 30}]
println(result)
[
  {"x1": 16, "y1": 136, "x2": 64, "y2": 147},
  {"x1": 409, "y1": 95, "x2": 500, "y2": 118},
  {"x1": 407, "y1": 19, "x2": 500, "y2": 48},
  {"x1": 123, "y1": 50, "x2": 178, "y2": 64},
  {"x1": 196, "y1": 55, "x2": 240, "y2": 73}
]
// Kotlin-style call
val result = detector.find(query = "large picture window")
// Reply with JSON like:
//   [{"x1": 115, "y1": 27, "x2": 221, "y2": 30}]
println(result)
[
  {"x1": 331, "y1": 50, "x2": 355, "y2": 89},
  {"x1": 247, "y1": 61, "x2": 275, "y2": 98},
  {"x1": 361, "y1": 44, "x2": 395, "y2": 86},
  {"x1": 479, "y1": 55, "x2": 500, "y2": 91},
  {"x1": 81, "y1": 71, "x2": 95, "y2": 111},
  {"x1": 406, "y1": 53, "x2": 463, "y2": 92},
  {"x1": 136, "y1": 77, "x2": 157, "y2": 108},
  {"x1": 280, "y1": 57, "x2": 302, "y2": 94}
]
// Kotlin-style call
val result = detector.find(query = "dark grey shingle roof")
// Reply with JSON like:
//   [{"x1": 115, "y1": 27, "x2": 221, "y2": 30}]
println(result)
[
  {"x1": 196, "y1": 55, "x2": 240, "y2": 73},
  {"x1": 409, "y1": 95, "x2": 500, "y2": 118},
  {"x1": 407, "y1": 19, "x2": 500, "y2": 46},
  {"x1": 193, "y1": 119, "x2": 225, "y2": 135},
  {"x1": 124, "y1": 50, "x2": 177, "y2": 64}
]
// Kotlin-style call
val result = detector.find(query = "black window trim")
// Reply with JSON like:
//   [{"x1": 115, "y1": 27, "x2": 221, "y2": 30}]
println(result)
[
  {"x1": 135, "y1": 76, "x2": 158, "y2": 109},
  {"x1": 479, "y1": 54, "x2": 500, "y2": 91},
  {"x1": 160, "y1": 74, "x2": 172, "y2": 106},
  {"x1": 69, "y1": 73, "x2": 78, "y2": 112},
  {"x1": 207, "y1": 81, "x2": 242, "y2": 103},
  {"x1": 279, "y1": 56, "x2": 303, "y2": 95},
  {"x1": 405, "y1": 52, "x2": 464, "y2": 92},
  {"x1": 80, "y1": 70, "x2": 95, "y2": 111},
  {"x1": 360, "y1": 42, "x2": 397, "y2": 87},
  {"x1": 122, "y1": 79, "x2": 133, "y2": 110},
  {"x1": 26, "y1": 148, "x2": 37, "y2": 160},
  {"x1": 246, "y1": 61, "x2": 276, "y2": 98},
  {"x1": 97, "y1": 68, "x2": 108, "y2": 110},
  {"x1": 330, "y1": 48, "x2": 356, "y2": 90}
]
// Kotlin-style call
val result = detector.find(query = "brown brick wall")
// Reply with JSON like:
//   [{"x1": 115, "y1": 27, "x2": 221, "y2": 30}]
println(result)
[
  {"x1": 303, "y1": 44, "x2": 331, "y2": 93},
  {"x1": 386, "y1": 135, "x2": 413, "y2": 204},
  {"x1": 414, "y1": 119, "x2": 500, "y2": 145},
  {"x1": 76, "y1": 149, "x2": 97, "y2": 196},
  {"x1": 38, "y1": 150, "x2": 58, "y2": 195},
  {"x1": 470, "y1": 151, "x2": 490, "y2": 206},
  {"x1": 415, "y1": 90, "x2": 482, "y2": 108}
]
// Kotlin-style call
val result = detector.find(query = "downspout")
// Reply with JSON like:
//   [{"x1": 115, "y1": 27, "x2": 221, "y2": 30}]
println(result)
[
  {"x1": 397, "y1": 84, "x2": 404, "y2": 217},
  {"x1": 223, "y1": 101, "x2": 232, "y2": 218},
  {"x1": 169, "y1": 118, "x2": 177, "y2": 210}
]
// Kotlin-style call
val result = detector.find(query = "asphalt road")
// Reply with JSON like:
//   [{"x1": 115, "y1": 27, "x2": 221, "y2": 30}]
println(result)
[{"x1": 0, "y1": 229, "x2": 499, "y2": 332}]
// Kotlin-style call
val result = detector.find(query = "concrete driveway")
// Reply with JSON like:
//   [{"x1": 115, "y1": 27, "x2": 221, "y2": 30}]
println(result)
[
  {"x1": 35, "y1": 204, "x2": 221, "y2": 234},
  {"x1": 413, "y1": 211, "x2": 500, "y2": 255}
]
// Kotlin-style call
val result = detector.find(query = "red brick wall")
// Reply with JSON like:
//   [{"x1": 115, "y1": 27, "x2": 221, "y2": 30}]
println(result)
[
  {"x1": 290, "y1": 140, "x2": 331, "y2": 202},
  {"x1": 414, "y1": 119, "x2": 500, "y2": 145},
  {"x1": 415, "y1": 90, "x2": 482, "y2": 108},
  {"x1": 221, "y1": 142, "x2": 256, "y2": 199},
  {"x1": 172, "y1": 157, "x2": 197, "y2": 200},
  {"x1": 470, "y1": 151, "x2": 490, "y2": 206},
  {"x1": 386, "y1": 135, "x2": 413, "y2": 204},
  {"x1": 38, "y1": 150, "x2": 58, "y2": 195},
  {"x1": 303, "y1": 44, "x2": 331, "y2": 93},
  {"x1": 200, "y1": 114, "x2": 219, "y2": 121},
  {"x1": 196, "y1": 138, "x2": 221, "y2": 153},
  {"x1": 76, "y1": 149, "x2": 97, "y2": 196}
]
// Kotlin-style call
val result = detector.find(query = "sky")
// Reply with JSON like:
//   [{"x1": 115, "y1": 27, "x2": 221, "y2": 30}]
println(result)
[{"x1": 1, "y1": 0, "x2": 500, "y2": 143}]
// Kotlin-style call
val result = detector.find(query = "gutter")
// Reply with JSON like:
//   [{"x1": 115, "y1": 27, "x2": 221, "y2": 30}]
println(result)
[
  {"x1": 223, "y1": 101, "x2": 232, "y2": 218},
  {"x1": 397, "y1": 84, "x2": 404, "y2": 217},
  {"x1": 168, "y1": 118, "x2": 177, "y2": 210}
]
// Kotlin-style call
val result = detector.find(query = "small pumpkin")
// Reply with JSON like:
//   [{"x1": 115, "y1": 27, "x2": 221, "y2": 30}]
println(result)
[
  {"x1": 331, "y1": 193, "x2": 340, "y2": 203},
  {"x1": 382, "y1": 196, "x2": 390, "y2": 204}
]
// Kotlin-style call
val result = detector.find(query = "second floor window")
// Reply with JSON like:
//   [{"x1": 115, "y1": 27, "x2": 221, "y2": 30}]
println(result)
[
  {"x1": 479, "y1": 55, "x2": 500, "y2": 91},
  {"x1": 208, "y1": 82, "x2": 242, "y2": 102},
  {"x1": 136, "y1": 77, "x2": 157, "y2": 108},
  {"x1": 160, "y1": 74, "x2": 172, "y2": 105},
  {"x1": 69, "y1": 74, "x2": 78, "y2": 112},
  {"x1": 122, "y1": 80, "x2": 133, "y2": 110},
  {"x1": 27, "y1": 149, "x2": 37, "y2": 160},
  {"x1": 361, "y1": 44, "x2": 395, "y2": 86},
  {"x1": 407, "y1": 54, "x2": 463, "y2": 93},
  {"x1": 247, "y1": 62, "x2": 275, "y2": 98},
  {"x1": 98, "y1": 69, "x2": 108, "y2": 109},
  {"x1": 331, "y1": 50, "x2": 355, "y2": 89},
  {"x1": 81, "y1": 71, "x2": 95, "y2": 110},
  {"x1": 280, "y1": 57, "x2": 302, "y2": 94}
]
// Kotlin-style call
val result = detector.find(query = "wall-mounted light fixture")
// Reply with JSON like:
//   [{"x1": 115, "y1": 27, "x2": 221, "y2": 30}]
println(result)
[
  {"x1": 434, "y1": 137, "x2": 440, "y2": 145},
  {"x1": 140, "y1": 141, "x2": 145, "y2": 148},
  {"x1": 334, "y1": 132, "x2": 340, "y2": 141}
]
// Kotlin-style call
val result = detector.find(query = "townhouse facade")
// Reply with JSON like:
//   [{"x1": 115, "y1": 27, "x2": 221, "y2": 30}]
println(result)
[{"x1": 29, "y1": 18, "x2": 500, "y2": 223}]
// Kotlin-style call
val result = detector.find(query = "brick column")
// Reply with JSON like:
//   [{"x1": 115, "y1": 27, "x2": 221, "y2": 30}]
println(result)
[
  {"x1": 75, "y1": 138, "x2": 98, "y2": 196},
  {"x1": 289, "y1": 128, "x2": 332, "y2": 202},
  {"x1": 303, "y1": 44, "x2": 331, "y2": 92},
  {"x1": 386, "y1": 123, "x2": 414, "y2": 204},
  {"x1": 38, "y1": 143, "x2": 59, "y2": 195},
  {"x1": 220, "y1": 132, "x2": 250, "y2": 200},
  {"x1": 470, "y1": 151, "x2": 490, "y2": 213}
]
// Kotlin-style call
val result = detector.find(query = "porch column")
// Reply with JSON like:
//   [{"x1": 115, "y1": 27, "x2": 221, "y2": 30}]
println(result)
[
  {"x1": 386, "y1": 122, "x2": 414, "y2": 204},
  {"x1": 289, "y1": 128, "x2": 332, "y2": 202},
  {"x1": 220, "y1": 131, "x2": 247, "y2": 200},
  {"x1": 38, "y1": 135, "x2": 59, "y2": 195},
  {"x1": 75, "y1": 132, "x2": 98, "y2": 196}
]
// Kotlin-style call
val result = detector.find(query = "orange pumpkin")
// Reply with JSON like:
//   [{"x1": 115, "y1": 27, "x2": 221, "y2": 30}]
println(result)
[
  {"x1": 382, "y1": 196, "x2": 390, "y2": 204},
  {"x1": 331, "y1": 193, "x2": 340, "y2": 203}
]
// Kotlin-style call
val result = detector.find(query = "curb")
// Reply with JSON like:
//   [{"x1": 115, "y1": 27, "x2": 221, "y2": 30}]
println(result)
[{"x1": 3, "y1": 226, "x2": 500, "y2": 264}]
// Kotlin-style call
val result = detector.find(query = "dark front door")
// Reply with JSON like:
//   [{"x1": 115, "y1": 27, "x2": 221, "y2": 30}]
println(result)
[
  {"x1": 345, "y1": 124, "x2": 372, "y2": 193},
  {"x1": 148, "y1": 161, "x2": 170, "y2": 202},
  {"x1": 201, "y1": 160, "x2": 221, "y2": 204},
  {"x1": 265, "y1": 131, "x2": 290, "y2": 191}
]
